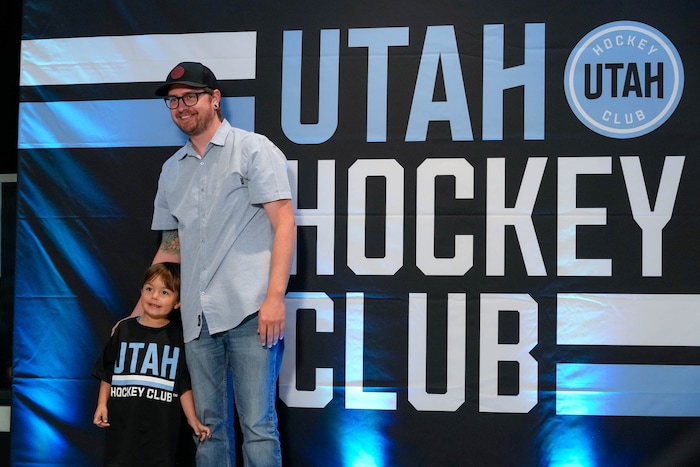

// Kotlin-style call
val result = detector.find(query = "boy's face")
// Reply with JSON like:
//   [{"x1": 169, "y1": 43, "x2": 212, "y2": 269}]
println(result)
[{"x1": 139, "y1": 274, "x2": 180, "y2": 324}]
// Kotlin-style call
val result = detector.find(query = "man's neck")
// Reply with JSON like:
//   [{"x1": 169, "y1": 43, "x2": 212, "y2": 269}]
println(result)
[{"x1": 190, "y1": 119, "x2": 223, "y2": 157}]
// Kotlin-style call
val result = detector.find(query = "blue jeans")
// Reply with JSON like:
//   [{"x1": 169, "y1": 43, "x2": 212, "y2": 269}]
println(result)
[{"x1": 186, "y1": 314, "x2": 283, "y2": 467}]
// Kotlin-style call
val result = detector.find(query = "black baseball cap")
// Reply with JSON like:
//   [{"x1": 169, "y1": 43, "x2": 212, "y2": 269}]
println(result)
[{"x1": 155, "y1": 61, "x2": 219, "y2": 96}]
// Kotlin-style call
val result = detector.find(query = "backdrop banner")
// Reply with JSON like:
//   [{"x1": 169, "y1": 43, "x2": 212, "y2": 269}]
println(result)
[{"x1": 14, "y1": 1, "x2": 700, "y2": 465}]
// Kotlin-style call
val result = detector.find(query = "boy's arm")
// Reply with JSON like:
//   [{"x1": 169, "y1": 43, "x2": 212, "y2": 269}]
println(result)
[
  {"x1": 180, "y1": 390, "x2": 211, "y2": 442},
  {"x1": 93, "y1": 380, "x2": 111, "y2": 428}
]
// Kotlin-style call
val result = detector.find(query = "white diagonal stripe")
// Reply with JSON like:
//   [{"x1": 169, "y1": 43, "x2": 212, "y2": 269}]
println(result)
[
  {"x1": 557, "y1": 293, "x2": 700, "y2": 346},
  {"x1": 20, "y1": 31, "x2": 256, "y2": 86}
]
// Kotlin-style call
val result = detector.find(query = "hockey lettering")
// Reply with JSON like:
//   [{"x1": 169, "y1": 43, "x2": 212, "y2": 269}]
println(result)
[
  {"x1": 289, "y1": 155, "x2": 684, "y2": 278},
  {"x1": 281, "y1": 23, "x2": 545, "y2": 143},
  {"x1": 584, "y1": 62, "x2": 663, "y2": 99},
  {"x1": 113, "y1": 342, "x2": 180, "y2": 379}
]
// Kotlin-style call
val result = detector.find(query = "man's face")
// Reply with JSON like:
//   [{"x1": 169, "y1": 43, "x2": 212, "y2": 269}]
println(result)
[{"x1": 166, "y1": 85, "x2": 220, "y2": 137}]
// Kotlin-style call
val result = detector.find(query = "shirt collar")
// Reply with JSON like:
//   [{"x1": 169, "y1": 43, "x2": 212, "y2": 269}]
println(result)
[{"x1": 178, "y1": 118, "x2": 231, "y2": 160}]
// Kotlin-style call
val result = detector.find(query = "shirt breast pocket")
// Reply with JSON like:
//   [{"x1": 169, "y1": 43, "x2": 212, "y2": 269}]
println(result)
[{"x1": 217, "y1": 171, "x2": 249, "y2": 203}]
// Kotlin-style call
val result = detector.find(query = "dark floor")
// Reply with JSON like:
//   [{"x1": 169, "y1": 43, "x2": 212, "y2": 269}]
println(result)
[
  {"x1": 1, "y1": 387, "x2": 10, "y2": 467},
  {"x1": 1, "y1": 432, "x2": 8, "y2": 467}
]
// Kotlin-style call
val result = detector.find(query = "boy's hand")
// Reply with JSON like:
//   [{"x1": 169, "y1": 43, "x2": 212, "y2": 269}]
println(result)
[
  {"x1": 93, "y1": 407, "x2": 110, "y2": 428},
  {"x1": 193, "y1": 422, "x2": 212, "y2": 442}
]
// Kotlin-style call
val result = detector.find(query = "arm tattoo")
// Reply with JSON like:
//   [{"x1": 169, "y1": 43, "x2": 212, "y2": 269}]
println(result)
[{"x1": 160, "y1": 230, "x2": 180, "y2": 255}]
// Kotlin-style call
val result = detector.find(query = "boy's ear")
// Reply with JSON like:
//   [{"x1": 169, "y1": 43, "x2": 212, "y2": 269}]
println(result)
[{"x1": 174, "y1": 301, "x2": 181, "y2": 309}]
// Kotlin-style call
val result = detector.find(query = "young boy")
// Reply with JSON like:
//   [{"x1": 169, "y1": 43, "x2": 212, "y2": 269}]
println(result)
[{"x1": 92, "y1": 262, "x2": 210, "y2": 466}]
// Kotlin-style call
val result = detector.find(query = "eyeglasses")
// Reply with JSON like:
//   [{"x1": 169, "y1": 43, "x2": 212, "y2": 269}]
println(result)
[{"x1": 164, "y1": 91, "x2": 209, "y2": 109}]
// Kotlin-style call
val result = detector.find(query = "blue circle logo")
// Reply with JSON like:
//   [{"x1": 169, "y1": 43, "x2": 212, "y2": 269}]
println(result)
[{"x1": 564, "y1": 21, "x2": 684, "y2": 139}]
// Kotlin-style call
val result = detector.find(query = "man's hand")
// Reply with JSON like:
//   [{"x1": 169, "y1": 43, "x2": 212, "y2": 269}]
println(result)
[{"x1": 258, "y1": 295, "x2": 285, "y2": 348}]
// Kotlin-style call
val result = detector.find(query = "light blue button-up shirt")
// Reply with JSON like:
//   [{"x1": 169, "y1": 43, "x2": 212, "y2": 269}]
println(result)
[{"x1": 152, "y1": 120, "x2": 292, "y2": 343}]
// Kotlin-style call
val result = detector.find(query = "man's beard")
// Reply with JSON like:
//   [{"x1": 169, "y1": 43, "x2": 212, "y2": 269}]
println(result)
[{"x1": 175, "y1": 110, "x2": 216, "y2": 136}]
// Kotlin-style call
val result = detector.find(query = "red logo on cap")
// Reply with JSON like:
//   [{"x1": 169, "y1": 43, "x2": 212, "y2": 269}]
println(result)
[{"x1": 170, "y1": 65, "x2": 186, "y2": 80}]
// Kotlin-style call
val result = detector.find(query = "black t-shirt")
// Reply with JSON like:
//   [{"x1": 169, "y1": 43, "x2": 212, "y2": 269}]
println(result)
[{"x1": 92, "y1": 318, "x2": 191, "y2": 467}]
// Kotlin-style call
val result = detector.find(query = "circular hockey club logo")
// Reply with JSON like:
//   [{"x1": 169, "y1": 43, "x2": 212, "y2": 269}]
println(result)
[{"x1": 564, "y1": 21, "x2": 684, "y2": 139}]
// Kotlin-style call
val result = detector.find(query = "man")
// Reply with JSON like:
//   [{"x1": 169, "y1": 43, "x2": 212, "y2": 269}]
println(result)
[{"x1": 143, "y1": 61, "x2": 296, "y2": 466}]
